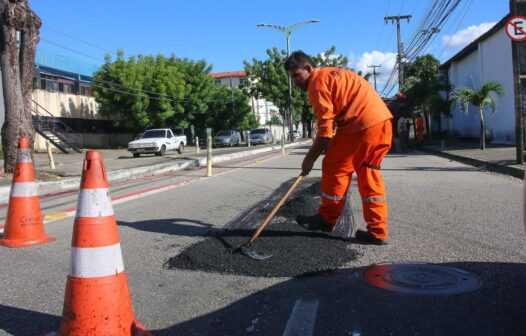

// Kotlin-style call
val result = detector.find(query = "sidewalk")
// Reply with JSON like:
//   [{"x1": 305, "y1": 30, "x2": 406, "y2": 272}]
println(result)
[{"x1": 419, "y1": 140, "x2": 525, "y2": 180}]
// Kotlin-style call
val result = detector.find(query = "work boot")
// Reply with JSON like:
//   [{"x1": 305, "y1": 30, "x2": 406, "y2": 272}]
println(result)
[
  {"x1": 296, "y1": 214, "x2": 334, "y2": 232},
  {"x1": 355, "y1": 229, "x2": 387, "y2": 245}
]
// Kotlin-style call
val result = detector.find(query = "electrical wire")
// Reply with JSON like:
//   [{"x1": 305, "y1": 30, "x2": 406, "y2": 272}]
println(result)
[
  {"x1": 438, "y1": 0, "x2": 474, "y2": 59},
  {"x1": 379, "y1": 0, "x2": 464, "y2": 96},
  {"x1": 42, "y1": 25, "x2": 118, "y2": 56}
]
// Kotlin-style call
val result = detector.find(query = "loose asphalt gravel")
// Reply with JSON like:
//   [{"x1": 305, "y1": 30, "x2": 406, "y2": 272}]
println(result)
[{"x1": 164, "y1": 180, "x2": 360, "y2": 277}]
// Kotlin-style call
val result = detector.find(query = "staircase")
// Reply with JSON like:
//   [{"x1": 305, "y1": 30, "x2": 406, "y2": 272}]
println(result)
[{"x1": 32, "y1": 100, "x2": 82, "y2": 153}]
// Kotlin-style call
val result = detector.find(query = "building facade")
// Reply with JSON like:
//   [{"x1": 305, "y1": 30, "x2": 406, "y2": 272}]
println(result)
[{"x1": 440, "y1": 15, "x2": 516, "y2": 145}]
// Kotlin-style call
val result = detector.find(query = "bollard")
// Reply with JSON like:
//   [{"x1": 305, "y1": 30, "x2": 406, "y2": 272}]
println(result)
[
  {"x1": 195, "y1": 137, "x2": 200, "y2": 154},
  {"x1": 247, "y1": 134, "x2": 251, "y2": 148},
  {"x1": 273, "y1": 131, "x2": 276, "y2": 144},
  {"x1": 440, "y1": 139, "x2": 446, "y2": 151},
  {"x1": 206, "y1": 135, "x2": 212, "y2": 177},
  {"x1": 281, "y1": 135, "x2": 285, "y2": 155},
  {"x1": 46, "y1": 140, "x2": 56, "y2": 170}
]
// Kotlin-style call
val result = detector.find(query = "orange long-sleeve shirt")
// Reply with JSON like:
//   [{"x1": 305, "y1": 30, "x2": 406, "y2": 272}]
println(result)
[{"x1": 307, "y1": 67, "x2": 393, "y2": 138}]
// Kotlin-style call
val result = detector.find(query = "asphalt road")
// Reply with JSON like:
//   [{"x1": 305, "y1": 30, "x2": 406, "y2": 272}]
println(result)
[{"x1": 0, "y1": 147, "x2": 524, "y2": 336}]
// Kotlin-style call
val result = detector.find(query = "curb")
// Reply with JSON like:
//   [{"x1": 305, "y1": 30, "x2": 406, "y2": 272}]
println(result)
[
  {"x1": 421, "y1": 147, "x2": 525, "y2": 180},
  {"x1": 0, "y1": 140, "x2": 312, "y2": 205}
]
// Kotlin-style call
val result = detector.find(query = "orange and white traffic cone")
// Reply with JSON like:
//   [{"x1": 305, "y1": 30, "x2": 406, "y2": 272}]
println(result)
[
  {"x1": 53, "y1": 151, "x2": 149, "y2": 335},
  {"x1": 0, "y1": 137, "x2": 55, "y2": 248}
]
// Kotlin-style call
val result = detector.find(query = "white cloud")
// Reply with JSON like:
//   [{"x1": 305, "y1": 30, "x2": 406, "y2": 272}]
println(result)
[
  {"x1": 349, "y1": 50, "x2": 397, "y2": 91},
  {"x1": 441, "y1": 22, "x2": 496, "y2": 50}
]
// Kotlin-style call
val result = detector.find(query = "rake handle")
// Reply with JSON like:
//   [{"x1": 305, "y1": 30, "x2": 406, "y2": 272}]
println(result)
[{"x1": 249, "y1": 175, "x2": 304, "y2": 244}]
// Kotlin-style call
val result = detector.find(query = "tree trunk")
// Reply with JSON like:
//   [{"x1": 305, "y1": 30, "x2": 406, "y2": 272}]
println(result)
[
  {"x1": 479, "y1": 107, "x2": 486, "y2": 150},
  {"x1": 0, "y1": 0, "x2": 40, "y2": 173},
  {"x1": 19, "y1": 4, "x2": 40, "y2": 152}
]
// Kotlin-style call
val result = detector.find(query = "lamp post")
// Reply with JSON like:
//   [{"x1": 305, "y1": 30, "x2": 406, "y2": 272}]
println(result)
[{"x1": 257, "y1": 19, "x2": 320, "y2": 142}]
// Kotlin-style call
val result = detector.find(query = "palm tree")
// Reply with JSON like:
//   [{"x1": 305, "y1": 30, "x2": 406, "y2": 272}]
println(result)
[{"x1": 450, "y1": 81, "x2": 505, "y2": 150}]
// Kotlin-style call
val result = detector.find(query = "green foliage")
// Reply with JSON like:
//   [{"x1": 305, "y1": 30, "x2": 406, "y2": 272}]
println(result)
[
  {"x1": 243, "y1": 46, "x2": 350, "y2": 135},
  {"x1": 450, "y1": 81, "x2": 504, "y2": 115},
  {"x1": 205, "y1": 85, "x2": 252, "y2": 131},
  {"x1": 238, "y1": 112, "x2": 260, "y2": 131},
  {"x1": 93, "y1": 51, "x2": 253, "y2": 134},
  {"x1": 450, "y1": 80, "x2": 505, "y2": 149},
  {"x1": 401, "y1": 54, "x2": 443, "y2": 109},
  {"x1": 267, "y1": 115, "x2": 282, "y2": 125}
]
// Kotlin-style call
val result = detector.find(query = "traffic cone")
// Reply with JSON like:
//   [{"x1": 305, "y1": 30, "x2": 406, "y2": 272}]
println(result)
[
  {"x1": 0, "y1": 137, "x2": 55, "y2": 248},
  {"x1": 53, "y1": 151, "x2": 149, "y2": 335}
]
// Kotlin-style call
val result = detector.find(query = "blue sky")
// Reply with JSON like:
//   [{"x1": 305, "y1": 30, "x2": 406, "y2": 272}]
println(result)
[{"x1": 31, "y1": 0, "x2": 510, "y2": 95}]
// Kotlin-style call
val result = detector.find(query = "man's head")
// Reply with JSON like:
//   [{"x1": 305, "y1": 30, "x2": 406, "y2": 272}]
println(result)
[{"x1": 284, "y1": 51, "x2": 316, "y2": 91}]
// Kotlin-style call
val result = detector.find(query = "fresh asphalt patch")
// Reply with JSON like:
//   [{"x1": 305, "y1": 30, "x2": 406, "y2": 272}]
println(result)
[{"x1": 164, "y1": 178, "x2": 360, "y2": 277}]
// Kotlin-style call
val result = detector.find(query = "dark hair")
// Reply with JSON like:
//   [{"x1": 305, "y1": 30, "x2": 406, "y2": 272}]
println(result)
[{"x1": 284, "y1": 51, "x2": 315, "y2": 71}]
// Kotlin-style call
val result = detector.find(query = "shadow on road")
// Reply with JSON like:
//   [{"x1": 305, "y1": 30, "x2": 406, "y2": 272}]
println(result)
[
  {"x1": 118, "y1": 218, "x2": 218, "y2": 237},
  {"x1": 0, "y1": 304, "x2": 60, "y2": 335},
  {"x1": 153, "y1": 261, "x2": 526, "y2": 336},
  {"x1": 2, "y1": 261, "x2": 524, "y2": 335}
]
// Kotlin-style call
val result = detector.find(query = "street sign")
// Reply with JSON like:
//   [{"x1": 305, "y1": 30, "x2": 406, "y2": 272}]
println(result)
[{"x1": 506, "y1": 16, "x2": 526, "y2": 42}]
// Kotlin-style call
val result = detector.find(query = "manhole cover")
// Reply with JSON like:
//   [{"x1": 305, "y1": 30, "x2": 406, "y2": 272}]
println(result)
[{"x1": 362, "y1": 263, "x2": 482, "y2": 295}]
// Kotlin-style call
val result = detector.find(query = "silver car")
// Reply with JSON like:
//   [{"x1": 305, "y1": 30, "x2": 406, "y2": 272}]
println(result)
[
  {"x1": 249, "y1": 128, "x2": 273, "y2": 145},
  {"x1": 213, "y1": 130, "x2": 241, "y2": 147}
]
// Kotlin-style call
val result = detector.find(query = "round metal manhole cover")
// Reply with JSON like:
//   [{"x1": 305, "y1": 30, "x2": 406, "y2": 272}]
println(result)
[{"x1": 362, "y1": 263, "x2": 482, "y2": 295}]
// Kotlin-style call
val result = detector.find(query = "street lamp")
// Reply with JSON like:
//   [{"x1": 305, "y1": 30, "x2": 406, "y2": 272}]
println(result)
[{"x1": 257, "y1": 19, "x2": 320, "y2": 142}]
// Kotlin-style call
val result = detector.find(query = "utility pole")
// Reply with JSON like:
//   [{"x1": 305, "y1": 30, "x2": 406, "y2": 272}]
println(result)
[
  {"x1": 367, "y1": 64, "x2": 381, "y2": 91},
  {"x1": 384, "y1": 15, "x2": 411, "y2": 90},
  {"x1": 510, "y1": 0, "x2": 525, "y2": 164}
]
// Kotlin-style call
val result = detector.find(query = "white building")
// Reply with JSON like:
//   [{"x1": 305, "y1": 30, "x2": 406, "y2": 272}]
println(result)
[{"x1": 440, "y1": 15, "x2": 516, "y2": 145}]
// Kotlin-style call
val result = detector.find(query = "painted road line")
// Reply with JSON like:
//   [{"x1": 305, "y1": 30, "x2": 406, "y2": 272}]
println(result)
[{"x1": 282, "y1": 298, "x2": 319, "y2": 336}]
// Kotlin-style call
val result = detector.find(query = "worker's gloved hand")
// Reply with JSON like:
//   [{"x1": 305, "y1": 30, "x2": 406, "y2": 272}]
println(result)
[{"x1": 301, "y1": 157, "x2": 315, "y2": 176}]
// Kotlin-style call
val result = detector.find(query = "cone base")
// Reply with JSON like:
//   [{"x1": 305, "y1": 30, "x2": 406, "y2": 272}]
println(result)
[
  {"x1": 0, "y1": 235, "x2": 55, "y2": 248},
  {"x1": 45, "y1": 321, "x2": 151, "y2": 336}
]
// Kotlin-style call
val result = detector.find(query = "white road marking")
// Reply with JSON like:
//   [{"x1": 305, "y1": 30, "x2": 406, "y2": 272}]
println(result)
[{"x1": 282, "y1": 298, "x2": 319, "y2": 336}]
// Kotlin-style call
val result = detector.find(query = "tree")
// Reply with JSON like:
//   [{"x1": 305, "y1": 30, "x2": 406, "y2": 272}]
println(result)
[
  {"x1": 450, "y1": 81, "x2": 504, "y2": 150},
  {"x1": 243, "y1": 46, "x2": 351, "y2": 138},
  {"x1": 0, "y1": 0, "x2": 41, "y2": 173},
  {"x1": 93, "y1": 53, "x2": 189, "y2": 135},
  {"x1": 204, "y1": 84, "x2": 252, "y2": 132},
  {"x1": 401, "y1": 54, "x2": 442, "y2": 140}
]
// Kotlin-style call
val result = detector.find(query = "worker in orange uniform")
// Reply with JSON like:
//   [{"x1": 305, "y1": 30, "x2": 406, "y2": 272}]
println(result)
[
  {"x1": 285, "y1": 51, "x2": 393, "y2": 245},
  {"x1": 415, "y1": 112, "x2": 425, "y2": 145}
]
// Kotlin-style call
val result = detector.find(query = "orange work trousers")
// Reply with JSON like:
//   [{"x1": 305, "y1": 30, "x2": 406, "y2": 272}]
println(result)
[{"x1": 319, "y1": 120, "x2": 392, "y2": 239}]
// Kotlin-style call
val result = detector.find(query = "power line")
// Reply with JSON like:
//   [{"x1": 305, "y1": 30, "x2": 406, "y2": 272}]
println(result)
[
  {"x1": 380, "y1": 0, "x2": 464, "y2": 96},
  {"x1": 42, "y1": 25, "x2": 118, "y2": 56},
  {"x1": 38, "y1": 38, "x2": 240, "y2": 104},
  {"x1": 375, "y1": 0, "x2": 392, "y2": 50},
  {"x1": 39, "y1": 38, "x2": 106, "y2": 63},
  {"x1": 438, "y1": 0, "x2": 474, "y2": 59},
  {"x1": 91, "y1": 82, "x2": 234, "y2": 105}
]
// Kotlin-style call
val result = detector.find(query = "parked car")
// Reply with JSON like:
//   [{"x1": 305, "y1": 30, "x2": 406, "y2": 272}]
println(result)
[
  {"x1": 292, "y1": 129, "x2": 302, "y2": 140},
  {"x1": 128, "y1": 128, "x2": 187, "y2": 157},
  {"x1": 213, "y1": 130, "x2": 241, "y2": 147},
  {"x1": 249, "y1": 128, "x2": 273, "y2": 145}
]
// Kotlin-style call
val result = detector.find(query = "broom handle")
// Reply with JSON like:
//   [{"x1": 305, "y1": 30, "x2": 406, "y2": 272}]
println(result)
[{"x1": 249, "y1": 175, "x2": 304, "y2": 243}]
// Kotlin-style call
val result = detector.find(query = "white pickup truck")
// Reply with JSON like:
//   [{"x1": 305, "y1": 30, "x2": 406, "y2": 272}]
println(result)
[{"x1": 128, "y1": 128, "x2": 187, "y2": 157}]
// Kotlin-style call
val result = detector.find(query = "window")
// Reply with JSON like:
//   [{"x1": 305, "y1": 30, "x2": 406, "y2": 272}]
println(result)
[
  {"x1": 215, "y1": 79, "x2": 221, "y2": 85},
  {"x1": 79, "y1": 85, "x2": 92, "y2": 96},
  {"x1": 58, "y1": 82, "x2": 74, "y2": 94}
]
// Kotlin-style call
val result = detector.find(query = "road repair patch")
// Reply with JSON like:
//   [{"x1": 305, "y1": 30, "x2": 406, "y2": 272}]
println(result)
[
  {"x1": 164, "y1": 177, "x2": 359, "y2": 277},
  {"x1": 164, "y1": 221, "x2": 358, "y2": 277}
]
